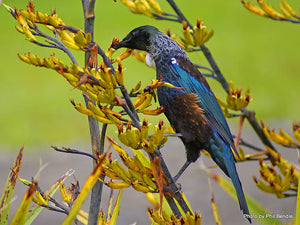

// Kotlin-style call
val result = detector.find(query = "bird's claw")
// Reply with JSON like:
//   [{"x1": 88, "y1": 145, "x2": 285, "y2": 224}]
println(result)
[{"x1": 173, "y1": 183, "x2": 182, "y2": 194}]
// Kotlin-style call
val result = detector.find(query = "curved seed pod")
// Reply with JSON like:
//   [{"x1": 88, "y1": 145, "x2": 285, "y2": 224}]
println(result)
[
  {"x1": 18, "y1": 53, "x2": 31, "y2": 64},
  {"x1": 135, "y1": 0, "x2": 153, "y2": 18},
  {"x1": 23, "y1": 25, "x2": 37, "y2": 41},
  {"x1": 292, "y1": 120, "x2": 300, "y2": 143},
  {"x1": 118, "y1": 132, "x2": 130, "y2": 146},
  {"x1": 15, "y1": 25, "x2": 25, "y2": 34},
  {"x1": 181, "y1": 21, "x2": 194, "y2": 46},
  {"x1": 35, "y1": 191, "x2": 48, "y2": 205},
  {"x1": 257, "y1": 0, "x2": 284, "y2": 18},
  {"x1": 278, "y1": 128, "x2": 295, "y2": 146},
  {"x1": 92, "y1": 114, "x2": 113, "y2": 124},
  {"x1": 74, "y1": 30, "x2": 87, "y2": 47},
  {"x1": 62, "y1": 40, "x2": 81, "y2": 50},
  {"x1": 280, "y1": 0, "x2": 296, "y2": 17},
  {"x1": 129, "y1": 169, "x2": 144, "y2": 183},
  {"x1": 70, "y1": 100, "x2": 93, "y2": 116},
  {"x1": 279, "y1": 2, "x2": 291, "y2": 18},
  {"x1": 137, "y1": 94, "x2": 152, "y2": 111},
  {"x1": 57, "y1": 30, "x2": 75, "y2": 44},
  {"x1": 131, "y1": 180, "x2": 150, "y2": 193},
  {"x1": 254, "y1": 178, "x2": 276, "y2": 194},
  {"x1": 121, "y1": 0, "x2": 136, "y2": 9},
  {"x1": 36, "y1": 11, "x2": 47, "y2": 23},
  {"x1": 142, "y1": 174, "x2": 157, "y2": 190},
  {"x1": 88, "y1": 102, "x2": 106, "y2": 117},
  {"x1": 146, "y1": 0, "x2": 162, "y2": 14},
  {"x1": 142, "y1": 106, "x2": 165, "y2": 115},
  {"x1": 114, "y1": 63, "x2": 125, "y2": 85},
  {"x1": 110, "y1": 161, "x2": 131, "y2": 184},
  {"x1": 106, "y1": 180, "x2": 131, "y2": 189},
  {"x1": 242, "y1": 1, "x2": 267, "y2": 16},
  {"x1": 103, "y1": 168, "x2": 121, "y2": 180},
  {"x1": 60, "y1": 182, "x2": 71, "y2": 204},
  {"x1": 201, "y1": 29, "x2": 214, "y2": 45},
  {"x1": 281, "y1": 169, "x2": 293, "y2": 192},
  {"x1": 131, "y1": 81, "x2": 142, "y2": 93}
]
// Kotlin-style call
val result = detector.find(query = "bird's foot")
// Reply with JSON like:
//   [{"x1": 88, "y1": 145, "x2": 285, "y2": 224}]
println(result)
[
  {"x1": 173, "y1": 183, "x2": 182, "y2": 194},
  {"x1": 173, "y1": 161, "x2": 191, "y2": 183}
]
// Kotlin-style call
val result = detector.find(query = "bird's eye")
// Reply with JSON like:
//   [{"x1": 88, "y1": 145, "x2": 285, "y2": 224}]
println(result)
[{"x1": 131, "y1": 31, "x2": 137, "y2": 37}]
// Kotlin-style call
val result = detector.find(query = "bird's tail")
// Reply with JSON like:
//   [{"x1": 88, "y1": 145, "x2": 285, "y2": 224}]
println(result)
[
  {"x1": 208, "y1": 135, "x2": 251, "y2": 223},
  {"x1": 224, "y1": 147, "x2": 251, "y2": 223}
]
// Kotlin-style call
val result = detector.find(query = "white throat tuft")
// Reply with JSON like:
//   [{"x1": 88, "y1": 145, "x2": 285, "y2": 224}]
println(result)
[{"x1": 145, "y1": 53, "x2": 156, "y2": 68}]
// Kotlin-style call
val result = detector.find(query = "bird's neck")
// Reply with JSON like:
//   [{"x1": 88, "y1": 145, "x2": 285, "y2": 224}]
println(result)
[{"x1": 147, "y1": 32, "x2": 186, "y2": 64}]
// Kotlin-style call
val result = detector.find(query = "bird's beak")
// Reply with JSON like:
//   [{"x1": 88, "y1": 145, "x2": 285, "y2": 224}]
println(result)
[{"x1": 112, "y1": 39, "x2": 128, "y2": 50}]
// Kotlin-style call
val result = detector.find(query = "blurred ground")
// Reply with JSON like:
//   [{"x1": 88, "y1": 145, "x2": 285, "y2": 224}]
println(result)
[{"x1": 0, "y1": 122, "x2": 297, "y2": 225}]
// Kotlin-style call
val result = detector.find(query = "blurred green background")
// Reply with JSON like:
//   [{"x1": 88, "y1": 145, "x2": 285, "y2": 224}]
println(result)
[{"x1": 0, "y1": 0, "x2": 299, "y2": 149}]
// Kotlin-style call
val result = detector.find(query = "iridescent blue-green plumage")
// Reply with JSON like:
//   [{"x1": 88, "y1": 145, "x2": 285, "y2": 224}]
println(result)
[{"x1": 114, "y1": 25, "x2": 251, "y2": 222}]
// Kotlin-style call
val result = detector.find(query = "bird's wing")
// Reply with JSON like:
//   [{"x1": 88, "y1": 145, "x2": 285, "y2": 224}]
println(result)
[{"x1": 167, "y1": 55, "x2": 238, "y2": 156}]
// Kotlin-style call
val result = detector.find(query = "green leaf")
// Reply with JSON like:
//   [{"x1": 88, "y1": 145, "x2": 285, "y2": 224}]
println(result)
[
  {"x1": 132, "y1": 149, "x2": 151, "y2": 168},
  {"x1": 0, "y1": 146, "x2": 24, "y2": 225},
  {"x1": 208, "y1": 178, "x2": 222, "y2": 225},
  {"x1": 295, "y1": 151, "x2": 300, "y2": 225},
  {"x1": 109, "y1": 189, "x2": 123, "y2": 225},
  {"x1": 206, "y1": 170, "x2": 284, "y2": 225},
  {"x1": 10, "y1": 181, "x2": 37, "y2": 225},
  {"x1": 1, "y1": 3, "x2": 14, "y2": 13}
]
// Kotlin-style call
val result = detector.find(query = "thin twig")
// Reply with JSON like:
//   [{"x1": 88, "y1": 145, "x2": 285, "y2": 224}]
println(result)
[
  {"x1": 194, "y1": 64, "x2": 214, "y2": 74},
  {"x1": 96, "y1": 45, "x2": 115, "y2": 73},
  {"x1": 36, "y1": 184, "x2": 70, "y2": 214},
  {"x1": 33, "y1": 25, "x2": 78, "y2": 65},
  {"x1": 188, "y1": 47, "x2": 202, "y2": 52},
  {"x1": 153, "y1": 13, "x2": 180, "y2": 22},
  {"x1": 165, "y1": 0, "x2": 193, "y2": 28},
  {"x1": 162, "y1": 11, "x2": 179, "y2": 18},
  {"x1": 52, "y1": 146, "x2": 98, "y2": 160},
  {"x1": 240, "y1": 109, "x2": 277, "y2": 154},
  {"x1": 201, "y1": 73, "x2": 217, "y2": 79},
  {"x1": 31, "y1": 40, "x2": 59, "y2": 48},
  {"x1": 200, "y1": 44, "x2": 229, "y2": 92},
  {"x1": 120, "y1": 86, "x2": 140, "y2": 127},
  {"x1": 237, "y1": 138, "x2": 265, "y2": 152},
  {"x1": 270, "y1": 17, "x2": 300, "y2": 23}
]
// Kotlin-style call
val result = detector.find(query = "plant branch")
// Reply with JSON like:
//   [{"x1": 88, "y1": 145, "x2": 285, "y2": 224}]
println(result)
[
  {"x1": 238, "y1": 139, "x2": 265, "y2": 152},
  {"x1": 271, "y1": 17, "x2": 300, "y2": 24},
  {"x1": 200, "y1": 44, "x2": 229, "y2": 92},
  {"x1": 150, "y1": 148, "x2": 192, "y2": 216},
  {"x1": 240, "y1": 109, "x2": 276, "y2": 152},
  {"x1": 96, "y1": 44, "x2": 115, "y2": 72},
  {"x1": 81, "y1": 2, "x2": 105, "y2": 225},
  {"x1": 165, "y1": 0, "x2": 193, "y2": 28},
  {"x1": 153, "y1": 13, "x2": 180, "y2": 22},
  {"x1": 51, "y1": 146, "x2": 98, "y2": 160},
  {"x1": 33, "y1": 25, "x2": 78, "y2": 65}
]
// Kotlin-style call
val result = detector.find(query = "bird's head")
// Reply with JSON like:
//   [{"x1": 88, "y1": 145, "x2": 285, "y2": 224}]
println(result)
[{"x1": 113, "y1": 25, "x2": 159, "y2": 51}]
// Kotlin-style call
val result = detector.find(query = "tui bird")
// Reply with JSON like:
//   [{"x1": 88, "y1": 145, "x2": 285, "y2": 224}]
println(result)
[{"x1": 113, "y1": 25, "x2": 251, "y2": 222}]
